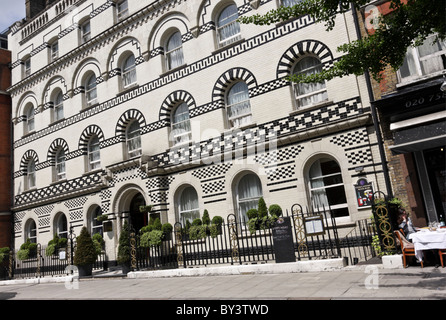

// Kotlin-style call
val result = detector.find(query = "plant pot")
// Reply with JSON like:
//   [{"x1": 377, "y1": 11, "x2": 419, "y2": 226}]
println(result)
[{"x1": 77, "y1": 264, "x2": 93, "y2": 277}]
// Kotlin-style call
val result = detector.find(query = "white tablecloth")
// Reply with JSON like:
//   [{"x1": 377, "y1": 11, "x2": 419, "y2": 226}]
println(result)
[{"x1": 408, "y1": 230, "x2": 446, "y2": 261}]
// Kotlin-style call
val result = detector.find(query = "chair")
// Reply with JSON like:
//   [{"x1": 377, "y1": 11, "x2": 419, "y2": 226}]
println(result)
[
  {"x1": 394, "y1": 230, "x2": 423, "y2": 268},
  {"x1": 439, "y1": 249, "x2": 446, "y2": 268}
]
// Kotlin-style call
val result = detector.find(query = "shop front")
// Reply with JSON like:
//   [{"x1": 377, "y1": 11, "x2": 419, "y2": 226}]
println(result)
[{"x1": 375, "y1": 77, "x2": 446, "y2": 225}]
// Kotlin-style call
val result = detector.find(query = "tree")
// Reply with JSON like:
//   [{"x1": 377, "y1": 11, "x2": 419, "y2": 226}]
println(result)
[
  {"x1": 238, "y1": 0, "x2": 445, "y2": 82},
  {"x1": 74, "y1": 227, "x2": 97, "y2": 266}
]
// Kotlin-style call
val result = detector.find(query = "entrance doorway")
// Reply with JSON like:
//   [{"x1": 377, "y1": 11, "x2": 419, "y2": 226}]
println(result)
[{"x1": 129, "y1": 193, "x2": 147, "y2": 232}]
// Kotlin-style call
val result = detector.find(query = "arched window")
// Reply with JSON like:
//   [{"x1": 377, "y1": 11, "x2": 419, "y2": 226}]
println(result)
[
  {"x1": 85, "y1": 73, "x2": 97, "y2": 106},
  {"x1": 236, "y1": 173, "x2": 263, "y2": 222},
  {"x1": 226, "y1": 81, "x2": 252, "y2": 128},
  {"x1": 27, "y1": 159, "x2": 36, "y2": 189},
  {"x1": 25, "y1": 104, "x2": 35, "y2": 134},
  {"x1": 122, "y1": 53, "x2": 136, "y2": 88},
  {"x1": 91, "y1": 206, "x2": 103, "y2": 236},
  {"x1": 53, "y1": 90, "x2": 64, "y2": 122},
  {"x1": 166, "y1": 31, "x2": 184, "y2": 70},
  {"x1": 178, "y1": 186, "x2": 200, "y2": 226},
  {"x1": 126, "y1": 120, "x2": 142, "y2": 158},
  {"x1": 308, "y1": 158, "x2": 349, "y2": 218},
  {"x1": 26, "y1": 219, "x2": 37, "y2": 243},
  {"x1": 50, "y1": 40, "x2": 59, "y2": 62},
  {"x1": 55, "y1": 148, "x2": 66, "y2": 181},
  {"x1": 88, "y1": 135, "x2": 101, "y2": 171},
  {"x1": 281, "y1": 0, "x2": 302, "y2": 7},
  {"x1": 293, "y1": 56, "x2": 328, "y2": 108},
  {"x1": 171, "y1": 102, "x2": 191, "y2": 145},
  {"x1": 217, "y1": 4, "x2": 241, "y2": 48},
  {"x1": 56, "y1": 214, "x2": 68, "y2": 239}
]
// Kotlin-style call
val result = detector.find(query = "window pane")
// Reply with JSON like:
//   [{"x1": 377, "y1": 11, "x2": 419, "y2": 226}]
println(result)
[
  {"x1": 217, "y1": 5, "x2": 241, "y2": 47},
  {"x1": 122, "y1": 54, "x2": 136, "y2": 87},
  {"x1": 86, "y1": 74, "x2": 97, "y2": 103},
  {"x1": 172, "y1": 102, "x2": 191, "y2": 144},
  {"x1": 127, "y1": 121, "x2": 141, "y2": 157},
  {"x1": 237, "y1": 174, "x2": 262, "y2": 222},
  {"x1": 166, "y1": 32, "x2": 184, "y2": 70},
  {"x1": 227, "y1": 82, "x2": 252, "y2": 128},
  {"x1": 179, "y1": 187, "x2": 200, "y2": 225},
  {"x1": 89, "y1": 136, "x2": 101, "y2": 170},
  {"x1": 293, "y1": 57, "x2": 327, "y2": 108}
]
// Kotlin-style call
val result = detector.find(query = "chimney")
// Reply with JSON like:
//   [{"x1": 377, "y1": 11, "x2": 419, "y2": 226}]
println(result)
[{"x1": 25, "y1": 0, "x2": 47, "y2": 19}]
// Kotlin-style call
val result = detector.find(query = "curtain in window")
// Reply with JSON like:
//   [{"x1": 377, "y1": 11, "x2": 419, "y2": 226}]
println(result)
[
  {"x1": 293, "y1": 57, "x2": 327, "y2": 108},
  {"x1": 26, "y1": 106, "x2": 35, "y2": 132},
  {"x1": 172, "y1": 102, "x2": 191, "y2": 145},
  {"x1": 57, "y1": 215, "x2": 68, "y2": 239},
  {"x1": 227, "y1": 82, "x2": 252, "y2": 128},
  {"x1": 166, "y1": 31, "x2": 184, "y2": 70},
  {"x1": 27, "y1": 160, "x2": 36, "y2": 188},
  {"x1": 56, "y1": 149, "x2": 66, "y2": 180},
  {"x1": 126, "y1": 121, "x2": 142, "y2": 158},
  {"x1": 88, "y1": 135, "x2": 101, "y2": 170},
  {"x1": 282, "y1": 0, "x2": 301, "y2": 7},
  {"x1": 54, "y1": 91, "x2": 64, "y2": 121},
  {"x1": 28, "y1": 220, "x2": 37, "y2": 243},
  {"x1": 237, "y1": 174, "x2": 263, "y2": 222},
  {"x1": 217, "y1": 4, "x2": 241, "y2": 46},
  {"x1": 122, "y1": 54, "x2": 136, "y2": 87},
  {"x1": 85, "y1": 74, "x2": 97, "y2": 104},
  {"x1": 179, "y1": 187, "x2": 200, "y2": 225},
  {"x1": 309, "y1": 160, "x2": 329, "y2": 208}
]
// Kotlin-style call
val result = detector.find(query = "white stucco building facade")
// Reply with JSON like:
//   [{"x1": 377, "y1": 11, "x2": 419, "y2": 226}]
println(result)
[{"x1": 8, "y1": 0, "x2": 388, "y2": 263}]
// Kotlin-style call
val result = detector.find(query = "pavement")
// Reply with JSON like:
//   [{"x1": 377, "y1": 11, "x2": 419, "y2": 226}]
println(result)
[{"x1": 0, "y1": 256, "x2": 445, "y2": 305}]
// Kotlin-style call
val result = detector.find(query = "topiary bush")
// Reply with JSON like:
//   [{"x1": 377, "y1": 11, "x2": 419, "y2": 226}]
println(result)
[
  {"x1": 74, "y1": 227, "x2": 97, "y2": 267},
  {"x1": 117, "y1": 221, "x2": 131, "y2": 265}
]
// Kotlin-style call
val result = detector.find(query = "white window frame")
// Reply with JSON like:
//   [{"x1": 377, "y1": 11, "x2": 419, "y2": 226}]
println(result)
[
  {"x1": 26, "y1": 220, "x2": 37, "y2": 244},
  {"x1": 81, "y1": 21, "x2": 91, "y2": 44},
  {"x1": 171, "y1": 102, "x2": 192, "y2": 146},
  {"x1": 85, "y1": 74, "x2": 98, "y2": 106},
  {"x1": 27, "y1": 159, "x2": 36, "y2": 189},
  {"x1": 235, "y1": 173, "x2": 263, "y2": 224},
  {"x1": 293, "y1": 56, "x2": 328, "y2": 109},
  {"x1": 398, "y1": 34, "x2": 446, "y2": 84},
  {"x1": 25, "y1": 105, "x2": 35, "y2": 134},
  {"x1": 91, "y1": 206, "x2": 103, "y2": 236},
  {"x1": 177, "y1": 186, "x2": 200, "y2": 226},
  {"x1": 55, "y1": 148, "x2": 66, "y2": 181},
  {"x1": 50, "y1": 41, "x2": 59, "y2": 62},
  {"x1": 226, "y1": 81, "x2": 252, "y2": 129},
  {"x1": 88, "y1": 135, "x2": 101, "y2": 171},
  {"x1": 117, "y1": 0, "x2": 129, "y2": 21},
  {"x1": 126, "y1": 121, "x2": 142, "y2": 159},
  {"x1": 122, "y1": 54, "x2": 137, "y2": 88},
  {"x1": 23, "y1": 58, "x2": 31, "y2": 78},
  {"x1": 165, "y1": 31, "x2": 184, "y2": 71},
  {"x1": 216, "y1": 4, "x2": 241, "y2": 48},
  {"x1": 308, "y1": 158, "x2": 349, "y2": 218},
  {"x1": 53, "y1": 91, "x2": 64, "y2": 122},
  {"x1": 56, "y1": 214, "x2": 68, "y2": 239}
]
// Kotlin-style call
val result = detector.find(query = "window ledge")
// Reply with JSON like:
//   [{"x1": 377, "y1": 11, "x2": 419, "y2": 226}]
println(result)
[
  {"x1": 289, "y1": 99, "x2": 333, "y2": 116},
  {"x1": 224, "y1": 122, "x2": 257, "y2": 134},
  {"x1": 117, "y1": 83, "x2": 139, "y2": 96},
  {"x1": 396, "y1": 70, "x2": 446, "y2": 89},
  {"x1": 160, "y1": 64, "x2": 188, "y2": 77},
  {"x1": 212, "y1": 38, "x2": 245, "y2": 55}
]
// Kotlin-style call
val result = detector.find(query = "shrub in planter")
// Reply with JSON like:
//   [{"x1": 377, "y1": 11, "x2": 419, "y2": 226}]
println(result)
[
  {"x1": 153, "y1": 218, "x2": 162, "y2": 231},
  {"x1": 258, "y1": 197, "x2": 268, "y2": 218},
  {"x1": 17, "y1": 240, "x2": 37, "y2": 260},
  {"x1": 192, "y1": 218, "x2": 202, "y2": 226},
  {"x1": 202, "y1": 210, "x2": 210, "y2": 225},
  {"x1": 189, "y1": 225, "x2": 207, "y2": 240},
  {"x1": 140, "y1": 230, "x2": 164, "y2": 247},
  {"x1": 74, "y1": 227, "x2": 97, "y2": 276},
  {"x1": 0, "y1": 247, "x2": 10, "y2": 264},
  {"x1": 117, "y1": 221, "x2": 131, "y2": 268},
  {"x1": 268, "y1": 204, "x2": 283, "y2": 217},
  {"x1": 46, "y1": 235, "x2": 68, "y2": 257},
  {"x1": 246, "y1": 209, "x2": 258, "y2": 220},
  {"x1": 162, "y1": 223, "x2": 173, "y2": 240},
  {"x1": 211, "y1": 216, "x2": 224, "y2": 226},
  {"x1": 92, "y1": 233, "x2": 105, "y2": 255}
]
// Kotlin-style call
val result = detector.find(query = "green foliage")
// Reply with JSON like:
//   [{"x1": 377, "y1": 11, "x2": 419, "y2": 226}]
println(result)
[
  {"x1": 238, "y1": 0, "x2": 446, "y2": 83},
  {"x1": 161, "y1": 222, "x2": 173, "y2": 234},
  {"x1": 246, "y1": 209, "x2": 258, "y2": 220},
  {"x1": 268, "y1": 204, "x2": 283, "y2": 217},
  {"x1": 0, "y1": 247, "x2": 9, "y2": 264},
  {"x1": 211, "y1": 216, "x2": 224, "y2": 225},
  {"x1": 189, "y1": 225, "x2": 207, "y2": 240},
  {"x1": 140, "y1": 230, "x2": 164, "y2": 247},
  {"x1": 192, "y1": 218, "x2": 202, "y2": 226},
  {"x1": 74, "y1": 227, "x2": 97, "y2": 266},
  {"x1": 258, "y1": 197, "x2": 268, "y2": 218},
  {"x1": 202, "y1": 210, "x2": 210, "y2": 225},
  {"x1": 17, "y1": 239, "x2": 37, "y2": 260},
  {"x1": 117, "y1": 221, "x2": 131, "y2": 265},
  {"x1": 153, "y1": 218, "x2": 162, "y2": 231}
]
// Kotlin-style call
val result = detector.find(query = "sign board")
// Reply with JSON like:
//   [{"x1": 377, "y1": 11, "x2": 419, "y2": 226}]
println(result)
[
  {"x1": 103, "y1": 221, "x2": 113, "y2": 232},
  {"x1": 272, "y1": 217, "x2": 296, "y2": 263},
  {"x1": 303, "y1": 215, "x2": 325, "y2": 236},
  {"x1": 59, "y1": 249, "x2": 66, "y2": 260},
  {"x1": 354, "y1": 178, "x2": 374, "y2": 208}
]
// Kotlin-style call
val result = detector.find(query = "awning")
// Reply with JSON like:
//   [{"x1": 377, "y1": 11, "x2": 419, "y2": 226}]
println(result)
[{"x1": 389, "y1": 134, "x2": 446, "y2": 155}]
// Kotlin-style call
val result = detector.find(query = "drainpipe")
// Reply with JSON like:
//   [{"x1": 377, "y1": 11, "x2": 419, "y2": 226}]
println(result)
[{"x1": 351, "y1": 4, "x2": 394, "y2": 199}]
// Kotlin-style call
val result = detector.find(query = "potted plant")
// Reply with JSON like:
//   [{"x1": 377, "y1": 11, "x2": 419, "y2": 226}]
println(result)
[
  {"x1": 74, "y1": 227, "x2": 97, "y2": 277},
  {"x1": 210, "y1": 216, "x2": 224, "y2": 238},
  {"x1": 117, "y1": 221, "x2": 131, "y2": 275},
  {"x1": 139, "y1": 205, "x2": 153, "y2": 213},
  {"x1": 17, "y1": 239, "x2": 37, "y2": 261},
  {"x1": 0, "y1": 247, "x2": 10, "y2": 279},
  {"x1": 161, "y1": 222, "x2": 173, "y2": 241}
]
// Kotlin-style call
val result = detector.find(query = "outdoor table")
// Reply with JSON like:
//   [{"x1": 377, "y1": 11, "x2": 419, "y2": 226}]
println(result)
[{"x1": 408, "y1": 228, "x2": 446, "y2": 261}]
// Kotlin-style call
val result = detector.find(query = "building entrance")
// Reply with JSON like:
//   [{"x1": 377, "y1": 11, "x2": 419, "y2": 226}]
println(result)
[
  {"x1": 129, "y1": 193, "x2": 147, "y2": 233},
  {"x1": 424, "y1": 146, "x2": 446, "y2": 221}
]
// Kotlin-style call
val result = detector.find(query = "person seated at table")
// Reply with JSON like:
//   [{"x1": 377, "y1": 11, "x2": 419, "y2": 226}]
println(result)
[{"x1": 397, "y1": 209, "x2": 417, "y2": 241}]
